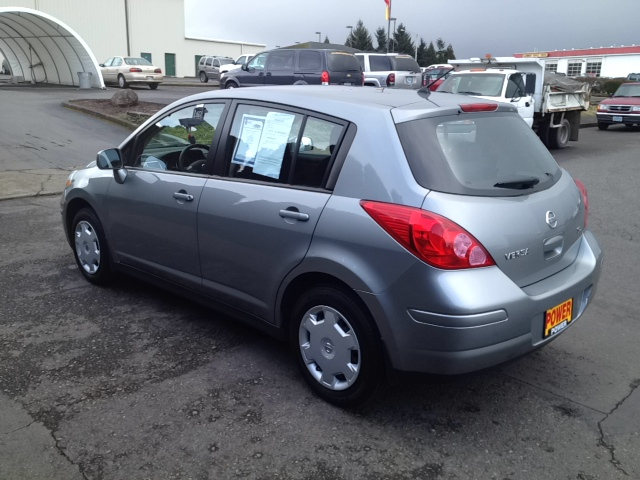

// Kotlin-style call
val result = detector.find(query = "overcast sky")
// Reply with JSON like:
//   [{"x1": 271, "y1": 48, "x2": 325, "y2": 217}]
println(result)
[{"x1": 184, "y1": 0, "x2": 640, "y2": 58}]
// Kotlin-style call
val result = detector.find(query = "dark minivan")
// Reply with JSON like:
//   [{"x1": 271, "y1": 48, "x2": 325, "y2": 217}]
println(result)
[{"x1": 220, "y1": 48, "x2": 363, "y2": 88}]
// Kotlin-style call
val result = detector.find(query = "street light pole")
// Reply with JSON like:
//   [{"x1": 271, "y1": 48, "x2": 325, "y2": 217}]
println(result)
[
  {"x1": 315, "y1": 31, "x2": 321, "y2": 43},
  {"x1": 346, "y1": 25, "x2": 353, "y2": 47},
  {"x1": 390, "y1": 18, "x2": 397, "y2": 53}
]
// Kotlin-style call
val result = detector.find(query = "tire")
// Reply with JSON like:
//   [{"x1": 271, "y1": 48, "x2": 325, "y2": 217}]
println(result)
[
  {"x1": 117, "y1": 75, "x2": 127, "y2": 89},
  {"x1": 290, "y1": 285, "x2": 383, "y2": 407},
  {"x1": 148, "y1": 83, "x2": 159, "y2": 90},
  {"x1": 71, "y1": 208, "x2": 113, "y2": 285},
  {"x1": 224, "y1": 81, "x2": 237, "y2": 89},
  {"x1": 549, "y1": 118, "x2": 570, "y2": 149},
  {"x1": 597, "y1": 122, "x2": 609, "y2": 131},
  {"x1": 199, "y1": 71, "x2": 208, "y2": 83}
]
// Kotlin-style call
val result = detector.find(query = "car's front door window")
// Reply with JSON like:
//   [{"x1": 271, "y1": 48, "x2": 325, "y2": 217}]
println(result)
[{"x1": 134, "y1": 103, "x2": 225, "y2": 174}]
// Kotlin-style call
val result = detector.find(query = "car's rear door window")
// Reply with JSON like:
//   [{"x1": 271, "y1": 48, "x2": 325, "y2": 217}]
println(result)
[
  {"x1": 368, "y1": 55, "x2": 392, "y2": 71},
  {"x1": 223, "y1": 104, "x2": 345, "y2": 188},
  {"x1": 298, "y1": 50, "x2": 322, "y2": 70},
  {"x1": 396, "y1": 113, "x2": 560, "y2": 196}
]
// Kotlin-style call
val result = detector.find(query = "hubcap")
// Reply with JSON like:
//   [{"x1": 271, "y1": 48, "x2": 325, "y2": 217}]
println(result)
[
  {"x1": 298, "y1": 305, "x2": 361, "y2": 391},
  {"x1": 74, "y1": 220, "x2": 101, "y2": 274}
]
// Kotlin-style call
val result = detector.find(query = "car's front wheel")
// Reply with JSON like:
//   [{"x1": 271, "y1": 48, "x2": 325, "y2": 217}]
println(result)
[
  {"x1": 290, "y1": 285, "x2": 383, "y2": 407},
  {"x1": 148, "y1": 83, "x2": 159, "y2": 90},
  {"x1": 224, "y1": 81, "x2": 238, "y2": 89},
  {"x1": 117, "y1": 75, "x2": 128, "y2": 88},
  {"x1": 199, "y1": 72, "x2": 208, "y2": 83},
  {"x1": 71, "y1": 208, "x2": 113, "y2": 285},
  {"x1": 598, "y1": 122, "x2": 609, "y2": 130}
]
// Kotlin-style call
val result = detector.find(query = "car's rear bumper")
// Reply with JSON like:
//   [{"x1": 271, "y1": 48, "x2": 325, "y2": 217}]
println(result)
[
  {"x1": 362, "y1": 230, "x2": 603, "y2": 375},
  {"x1": 124, "y1": 73, "x2": 163, "y2": 84}
]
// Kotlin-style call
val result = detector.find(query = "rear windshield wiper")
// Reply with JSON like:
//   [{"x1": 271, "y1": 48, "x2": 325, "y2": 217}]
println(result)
[
  {"x1": 494, "y1": 178, "x2": 540, "y2": 190},
  {"x1": 457, "y1": 91, "x2": 485, "y2": 96}
]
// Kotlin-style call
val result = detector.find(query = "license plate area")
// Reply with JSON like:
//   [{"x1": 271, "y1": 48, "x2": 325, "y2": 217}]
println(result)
[
  {"x1": 613, "y1": 115, "x2": 623, "y2": 122},
  {"x1": 544, "y1": 298, "x2": 573, "y2": 338}
]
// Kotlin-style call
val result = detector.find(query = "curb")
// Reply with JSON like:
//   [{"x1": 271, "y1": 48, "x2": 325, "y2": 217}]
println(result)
[{"x1": 62, "y1": 101, "x2": 139, "y2": 130}]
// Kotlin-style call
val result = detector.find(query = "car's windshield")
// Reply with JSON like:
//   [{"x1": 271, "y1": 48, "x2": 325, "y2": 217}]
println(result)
[
  {"x1": 396, "y1": 113, "x2": 560, "y2": 196},
  {"x1": 124, "y1": 57, "x2": 152, "y2": 66},
  {"x1": 613, "y1": 83, "x2": 640, "y2": 97},
  {"x1": 438, "y1": 73, "x2": 506, "y2": 97}
]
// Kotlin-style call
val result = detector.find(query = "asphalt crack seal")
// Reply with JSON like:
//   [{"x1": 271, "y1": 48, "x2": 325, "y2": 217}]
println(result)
[{"x1": 597, "y1": 378, "x2": 640, "y2": 476}]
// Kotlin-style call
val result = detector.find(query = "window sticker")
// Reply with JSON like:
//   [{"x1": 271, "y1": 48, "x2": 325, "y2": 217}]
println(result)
[
  {"x1": 252, "y1": 112, "x2": 296, "y2": 179},
  {"x1": 232, "y1": 115, "x2": 266, "y2": 166}
]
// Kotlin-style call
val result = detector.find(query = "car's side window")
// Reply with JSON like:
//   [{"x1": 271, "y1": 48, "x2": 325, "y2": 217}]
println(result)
[
  {"x1": 205, "y1": 57, "x2": 213, "y2": 66},
  {"x1": 299, "y1": 51, "x2": 322, "y2": 70},
  {"x1": 267, "y1": 50, "x2": 295, "y2": 71},
  {"x1": 224, "y1": 104, "x2": 344, "y2": 188},
  {"x1": 112, "y1": 57, "x2": 122, "y2": 67},
  {"x1": 369, "y1": 55, "x2": 392, "y2": 71},
  {"x1": 103, "y1": 58, "x2": 113, "y2": 67},
  {"x1": 247, "y1": 53, "x2": 267, "y2": 72},
  {"x1": 506, "y1": 74, "x2": 526, "y2": 98},
  {"x1": 213, "y1": 59, "x2": 220, "y2": 67},
  {"x1": 133, "y1": 103, "x2": 225, "y2": 174}
]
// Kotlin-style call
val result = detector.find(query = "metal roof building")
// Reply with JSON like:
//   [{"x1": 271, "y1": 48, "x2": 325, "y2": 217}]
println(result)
[{"x1": 0, "y1": 0, "x2": 265, "y2": 87}]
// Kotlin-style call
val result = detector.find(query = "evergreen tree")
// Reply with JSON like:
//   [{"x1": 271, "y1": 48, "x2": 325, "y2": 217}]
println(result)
[
  {"x1": 375, "y1": 27, "x2": 387, "y2": 52},
  {"x1": 347, "y1": 20, "x2": 374, "y2": 51},
  {"x1": 416, "y1": 38, "x2": 428, "y2": 67},
  {"x1": 445, "y1": 44, "x2": 456, "y2": 61},
  {"x1": 435, "y1": 38, "x2": 447, "y2": 63},
  {"x1": 324, "y1": 36, "x2": 330, "y2": 44},
  {"x1": 394, "y1": 23, "x2": 415, "y2": 57},
  {"x1": 425, "y1": 41, "x2": 437, "y2": 66}
]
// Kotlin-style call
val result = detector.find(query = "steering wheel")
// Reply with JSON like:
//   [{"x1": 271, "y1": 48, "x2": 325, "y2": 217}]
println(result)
[{"x1": 178, "y1": 143, "x2": 210, "y2": 172}]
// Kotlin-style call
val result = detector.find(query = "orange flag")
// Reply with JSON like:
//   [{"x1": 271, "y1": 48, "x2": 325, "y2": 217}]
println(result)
[{"x1": 385, "y1": 0, "x2": 391, "y2": 20}]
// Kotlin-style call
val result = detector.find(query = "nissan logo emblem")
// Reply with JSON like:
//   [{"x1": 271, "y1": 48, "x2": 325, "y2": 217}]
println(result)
[{"x1": 546, "y1": 211, "x2": 558, "y2": 228}]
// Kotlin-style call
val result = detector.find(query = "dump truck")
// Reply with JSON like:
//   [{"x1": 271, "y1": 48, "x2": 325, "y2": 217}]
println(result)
[{"x1": 437, "y1": 56, "x2": 591, "y2": 149}]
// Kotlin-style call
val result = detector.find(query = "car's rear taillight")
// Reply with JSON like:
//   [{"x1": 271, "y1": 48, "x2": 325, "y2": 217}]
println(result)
[
  {"x1": 386, "y1": 73, "x2": 395, "y2": 87},
  {"x1": 574, "y1": 179, "x2": 589, "y2": 228},
  {"x1": 321, "y1": 71, "x2": 330, "y2": 85},
  {"x1": 154, "y1": 68, "x2": 162, "y2": 74},
  {"x1": 129, "y1": 68, "x2": 142, "y2": 73},
  {"x1": 361, "y1": 201, "x2": 495, "y2": 269}
]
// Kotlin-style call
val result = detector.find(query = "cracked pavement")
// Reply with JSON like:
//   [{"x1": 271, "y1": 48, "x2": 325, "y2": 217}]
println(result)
[{"x1": 0, "y1": 86, "x2": 639, "y2": 479}]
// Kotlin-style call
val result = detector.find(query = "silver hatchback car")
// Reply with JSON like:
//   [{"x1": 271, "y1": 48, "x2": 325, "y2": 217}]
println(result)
[{"x1": 61, "y1": 86, "x2": 603, "y2": 407}]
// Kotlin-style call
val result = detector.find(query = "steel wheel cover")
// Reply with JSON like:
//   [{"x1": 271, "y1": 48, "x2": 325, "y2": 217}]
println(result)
[
  {"x1": 74, "y1": 220, "x2": 101, "y2": 274},
  {"x1": 298, "y1": 305, "x2": 361, "y2": 391}
]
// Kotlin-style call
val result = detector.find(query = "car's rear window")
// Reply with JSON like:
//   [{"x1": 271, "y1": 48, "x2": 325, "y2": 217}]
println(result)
[
  {"x1": 390, "y1": 56, "x2": 420, "y2": 72},
  {"x1": 396, "y1": 113, "x2": 560, "y2": 196},
  {"x1": 328, "y1": 52, "x2": 361, "y2": 72}
]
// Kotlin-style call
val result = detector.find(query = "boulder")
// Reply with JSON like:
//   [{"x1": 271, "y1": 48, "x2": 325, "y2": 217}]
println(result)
[{"x1": 110, "y1": 89, "x2": 138, "y2": 107}]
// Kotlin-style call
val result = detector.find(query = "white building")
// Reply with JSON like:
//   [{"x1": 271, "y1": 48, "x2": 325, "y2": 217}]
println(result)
[
  {"x1": 0, "y1": 0, "x2": 265, "y2": 87},
  {"x1": 515, "y1": 46, "x2": 640, "y2": 78}
]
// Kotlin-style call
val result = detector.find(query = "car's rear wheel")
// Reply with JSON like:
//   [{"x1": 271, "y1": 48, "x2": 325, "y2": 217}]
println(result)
[
  {"x1": 199, "y1": 72, "x2": 208, "y2": 83},
  {"x1": 148, "y1": 83, "x2": 159, "y2": 90},
  {"x1": 290, "y1": 285, "x2": 383, "y2": 407},
  {"x1": 72, "y1": 208, "x2": 113, "y2": 285},
  {"x1": 549, "y1": 118, "x2": 571, "y2": 149},
  {"x1": 117, "y1": 75, "x2": 128, "y2": 89},
  {"x1": 598, "y1": 122, "x2": 609, "y2": 130}
]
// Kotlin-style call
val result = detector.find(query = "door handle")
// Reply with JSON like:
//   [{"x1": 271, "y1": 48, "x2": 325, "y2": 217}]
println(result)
[
  {"x1": 173, "y1": 192, "x2": 194, "y2": 202},
  {"x1": 279, "y1": 209, "x2": 309, "y2": 221}
]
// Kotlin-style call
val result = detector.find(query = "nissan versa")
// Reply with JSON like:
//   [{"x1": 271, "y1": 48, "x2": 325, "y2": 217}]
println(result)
[{"x1": 61, "y1": 86, "x2": 603, "y2": 407}]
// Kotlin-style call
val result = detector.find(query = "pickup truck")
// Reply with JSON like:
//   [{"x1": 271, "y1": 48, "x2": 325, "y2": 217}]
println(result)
[{"x1": 438, "y1": 57, "x2": 591, "y2": 149}]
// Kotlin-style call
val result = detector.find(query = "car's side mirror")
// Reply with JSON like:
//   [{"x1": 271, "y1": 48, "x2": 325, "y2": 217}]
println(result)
[
  {"x1": 242, "y1": 64, "x2": 248, "y2": 71},
  {"x1": 96, "y1": 148, "x2": 127, "y2": 184},
  {"x1": 99, "y1": 64, "x2": 105, "y2": 67}
]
